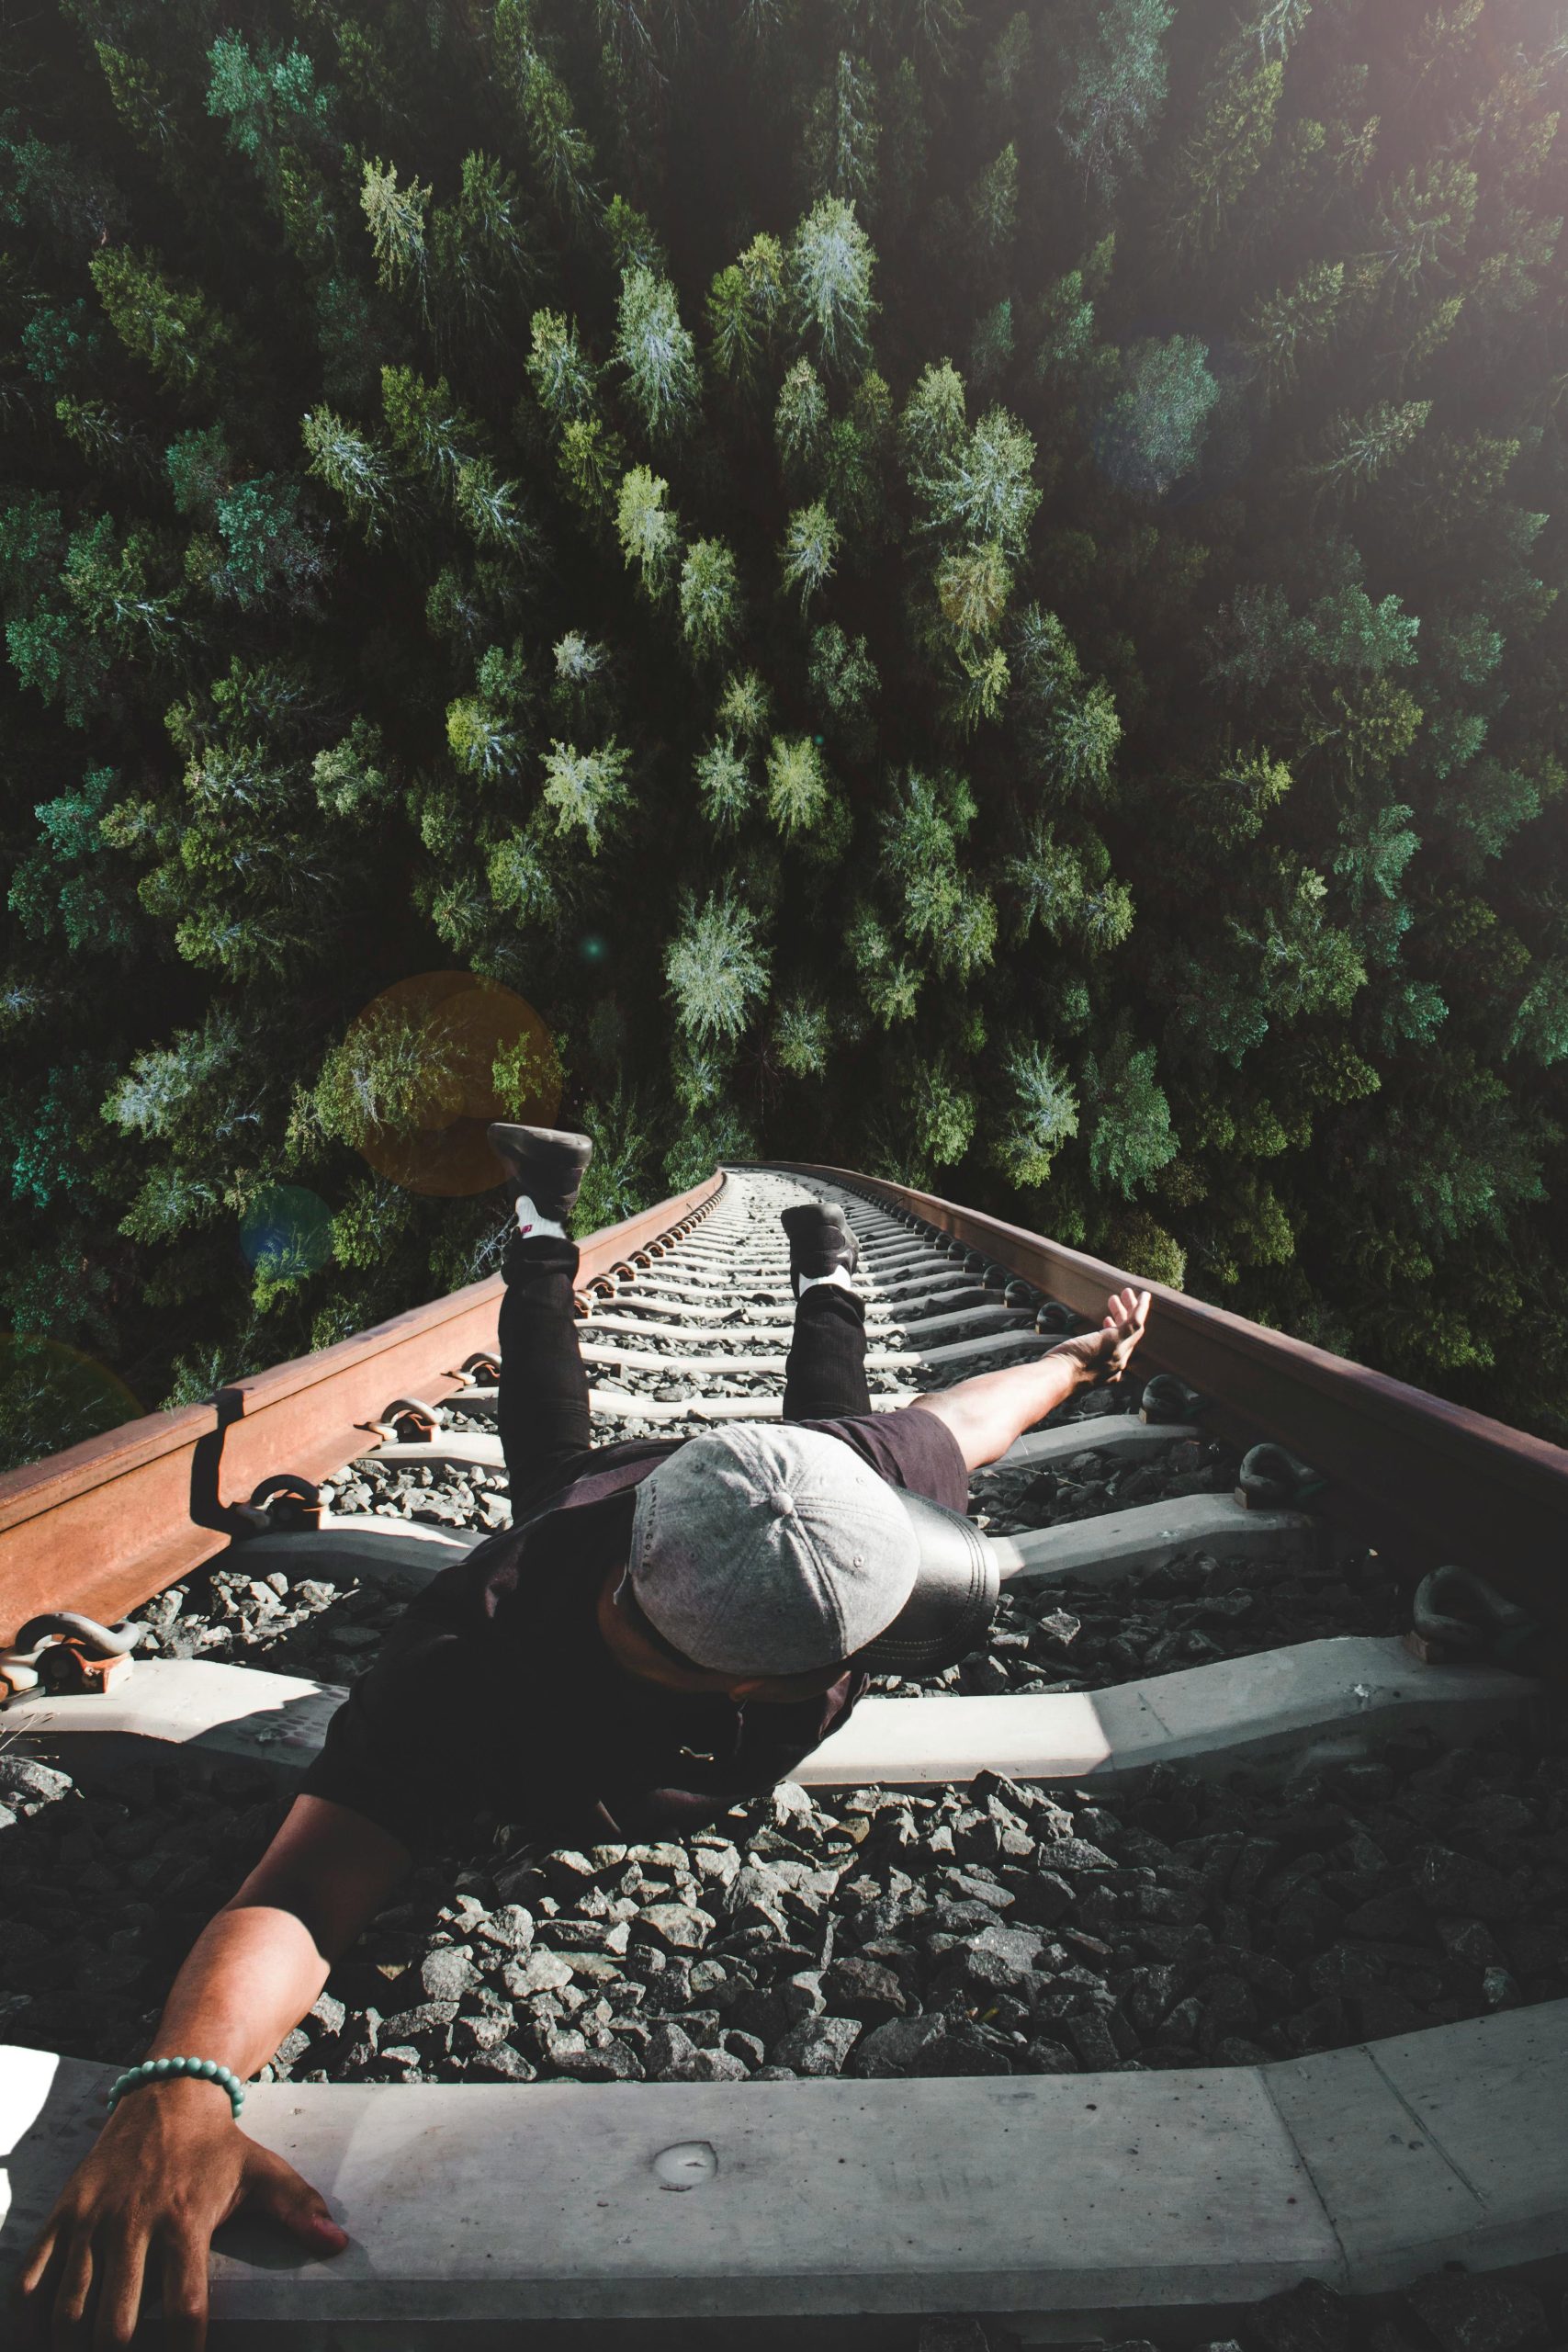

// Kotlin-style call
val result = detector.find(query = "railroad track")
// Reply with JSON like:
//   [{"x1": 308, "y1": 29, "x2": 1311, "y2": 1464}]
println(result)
[{"x1": 1, "y1": 1160, "x2": 1565, "y2": 2345}]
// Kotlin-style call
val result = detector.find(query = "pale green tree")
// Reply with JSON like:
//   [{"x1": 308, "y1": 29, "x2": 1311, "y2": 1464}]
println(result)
[
  {"x1": 1057, "y1": 0, "x2": 1174, "y2": 205},
  {"x1": 990, "y1": 1041, "x2": 1080, "y2": 1187},
  {"x1": 300, "y1": 409, "x2": 402, "y2": 547},
  {"x1": 360, "y1": 158, "x2": 432, "y2": 325},
  {"x1": 694, "y1": 737, "x2": 756, "y2": 830},
  {"x1": 539, "y1": 736, "x2": 633, "y2": 853},
  {"x1": 615, "y1": 464, "x2": 681, "y2": 598},
  {"x1": 679, "y1": 537, "x2": 742, "y2": 662},
  {"x1": 765, "y1": 733, "x2": 831, "y2": 838},
  {"x1": 525, "y1": 307, "x2": 600, "y2": 424},
  {"x1": 801, "y1": 51, "x2": 879, "y2": 209},
  {"x1": 787, "y1": 194, "x2": 878, "y2": 382},
  {"x1": 614, "y1": 266, "x2": 701, "y2": 445},
  {"x1": 773, "y1": 989, "x2": 833, "y2": 1076},
  {"x1": 905, "y1": 1053, "x2": 976, "y2": 1168},
  {"x1": 716, "y1": 666, "x2": 773, "y2": 744},
  {"x1": 1238, "y1": 260, "x2": 1348, "y2": 403},
  {"x1": 1161, "y1": 60, "x2": 1283, "y2": 265},
  {"x1": 774, "y1": 356, "x2": 829, "y2": 481},
  {"x1": 897, "y1": 357, "x2": 967, "y2": 478},
  {"x1": 664, "y1": 886, "x2": 773, "y2": 1042},
  {"x1": 705, "y1": 231, "x2": 787, "y2": 400},
  {"x1": 1082, "y1": 1028, "x2": 1179, "y2": 1197},
  {"x1": 908, "y1": 403, "x2": 1041, "y2": 556},
  {"x1": 780, "y1": 500, "x2": 840, "y2": 613},
  {"x1": 1094, "y1": 334, "x2": 1220, "y2": 501}
]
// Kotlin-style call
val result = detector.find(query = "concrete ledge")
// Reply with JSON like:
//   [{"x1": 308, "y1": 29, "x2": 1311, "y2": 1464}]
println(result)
[
  {"x1": 1, "y1": 1640, "x2": 1540, "y2": 1797},
  {"x1": 354, "y1": 1432, "x2": 508, "y2": 1470},
  {"x1": 912, "y1": 1328, "x2": 1056, "y2": 1370},
  {"x1": 865, "y1": 1270, "x2": 978, "y2": 1299},
  {"x1": 573, "y1": 1341, "x2": 921, "y2": 1379},
  {"x1": 990, "y1": 1493, "x2": 1318, "y2": 1588},
  {"x1": 797, "y1": 1635, "x2": 1543, "y2": 1787},
  {"x1": 997, "y1": 1419, "x2": 1200, "y2": 1471},
  {"x1": 4, "y1": 2005, "x2": 1564, "y2": 2334},
  {"x1": 239, "y1": 1518, "x2": 488, "y2": 1574},
  {"x1": 0, "y1": 1656, "x2": 344, "y2": 1781},
  {"x1": 887, "y1": 1304, "x2": 1032, "y2": 1345},
  {"x1": 580, "y1": 1305, "x2": 1007, "y2": 1349},
  {"x1": 456, "y1": 1385, "x2": 924, "y2": 1422},
  {"x1": 591, "y1": 1294, "x2": 898, "y2": 1329}
]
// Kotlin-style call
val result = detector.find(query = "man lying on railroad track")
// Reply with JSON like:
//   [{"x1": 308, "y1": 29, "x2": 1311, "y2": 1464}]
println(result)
[{"x1": 14, "y1": 1125, "x2": 1150, "y2": 2347}]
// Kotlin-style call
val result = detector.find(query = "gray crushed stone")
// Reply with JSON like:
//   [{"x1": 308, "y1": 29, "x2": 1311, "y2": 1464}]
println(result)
[
  {"x1": 2, "y1": 1727, "x2": 1563, "y2": 2089},
  {"x1": 1, "y1": 1189, "x2": 1521, "y2": 2098}
]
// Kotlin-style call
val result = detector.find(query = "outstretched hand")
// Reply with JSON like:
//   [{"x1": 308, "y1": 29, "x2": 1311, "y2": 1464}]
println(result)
[{"x1": 1056, "y1": 1286, "x2": 1152, "y2": 1388}]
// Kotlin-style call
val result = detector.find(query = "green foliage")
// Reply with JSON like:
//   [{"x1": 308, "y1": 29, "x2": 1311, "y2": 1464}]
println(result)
[
  {"x1": 774, "y1": 356, "x2": 829, "y2": 481},
  {"x1": 694, "y1": 736, "x2": 756, "y2": 830},
  {"x1": 0, "y1": 0, "x2": 1559, "y2": 1464},
  {"x1": 615, "y1": 464, "x2": 681, "y2": 599},
  {"x1": 773, "y1": 989, "x2": 832, "y2": 1077},
  {"x1": 614, "y1": 266, "x2": 701, "y2": 445},
  {"x1": 787, "y1": 194, "x2": 878, "y2": 382},
  {"x1": 1082, "y1": 1025, "x2": 1179, "y2": 1198},
  {"x1": 779, "y1": 499, "x2": 840, "y2": 613},
  {"x1": 526, "y1": 308, "x2": 600, "y2": 424},
  {"x1": 88, "y1": 245, "x2": 239, "y2": 402},
  {"x1": 538, "y1": 736, "x2": 633, "y2": 854},
  {"x1": 678, "y1": 537, "x2": 742, "y2": 663},
  {"x1": 905, "y1": 1051, "x2": 977, "y2": 1170},
  {"x1": 802, "y1": 50, "x2": 880, "y2": 209},
  {"x1": 908, "y1": 401, "x2": 1042, "y2": 557},
  {"x1": 990, "y1": 1039, "x2": 1079, "y2": 1188},
  {"x1": 663, "y1": 886, "x2": 772, "y2": 1043},
  {"x1": 1057, "y1": 0, "x2": 1174, "y2": 204},
  {"x1": 1094, "y1": 334, "x2": 1221, "y2": 501},
  {"x1": 1160, "y1": 58, "x2": 1283, "y2": 265}
]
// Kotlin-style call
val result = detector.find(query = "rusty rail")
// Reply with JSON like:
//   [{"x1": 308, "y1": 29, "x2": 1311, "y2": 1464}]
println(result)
[
  {"x1": 0, "y1": 1173, "x2": 725, "y2": 1645},
  {"x1": 729, "y1": 1161, "x2": 1568, "y2": 1631}
]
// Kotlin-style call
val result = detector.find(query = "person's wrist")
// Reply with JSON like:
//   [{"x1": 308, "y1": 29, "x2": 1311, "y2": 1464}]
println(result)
[{"x1": 106, "y1": 2070, "x2": 243, "y2": 2124}]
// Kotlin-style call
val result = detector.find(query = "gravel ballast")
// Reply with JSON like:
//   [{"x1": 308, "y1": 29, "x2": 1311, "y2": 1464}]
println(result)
[
  {"x1": 2, "y1": 1724, "x2": 1563, "y2": 2088},
  {"x1": 2, "y1": 1181, "x2": 1547, "y2": 2096}
]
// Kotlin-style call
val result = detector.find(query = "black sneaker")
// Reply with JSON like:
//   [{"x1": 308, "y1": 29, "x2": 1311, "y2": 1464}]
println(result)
[
  {"x1": 780, "y1": 1202, "x2": 859, "y2": 1300},
  {"x1": 487, "y1": 1123, "x2": 594, "y2": 1229}
]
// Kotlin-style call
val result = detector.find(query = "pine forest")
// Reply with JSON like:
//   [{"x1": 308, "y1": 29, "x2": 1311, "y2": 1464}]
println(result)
[{"x1": 2, "y1": 0, "x2": 1566, "y2": 1473}]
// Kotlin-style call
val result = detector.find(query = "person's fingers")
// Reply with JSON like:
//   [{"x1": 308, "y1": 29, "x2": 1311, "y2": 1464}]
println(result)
[
  {"x1": 155, "y1": 2233, "x2": 209, "y2": 2352},
  {"x1": 12, "y1": 2215, "x2": 63, "y2": 2311},
  {"x1": 90, "y1": 2230, "x2": 150, "y2": 2352},
  {"x1": 49, "y1": 2228, "x2": 96, "y2": 2351},
  {"x1": 242, "y1": 2144, "x2": 349, "y2": 2254}
]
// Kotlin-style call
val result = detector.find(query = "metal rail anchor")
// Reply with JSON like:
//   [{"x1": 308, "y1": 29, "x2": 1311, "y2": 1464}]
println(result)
[
  {"x1": 354, "y1": 1396, "x2": 444, "y2": 1446},
  {"x1": 1235, "y1": 1442, "x2": 1325, "y2": 1509},
  {"x1": 1406, "y1": 1563, "x2": 1543, "y2": 1671},
  {"x1": 229, "y1": 1473, "x2": 323, "y2": 1536},
  {"x1": 0, "y1": 1610, "x2": 149, "y2": 1705}
]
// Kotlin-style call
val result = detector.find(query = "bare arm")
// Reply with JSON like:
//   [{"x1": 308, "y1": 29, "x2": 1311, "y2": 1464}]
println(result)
[
  {"x1": 911, "y1": 1286, "x2": 1153, "y2": 1472},
  {"x1": 13, "y1": 1793, "x2": 412, "y2": 2350}
]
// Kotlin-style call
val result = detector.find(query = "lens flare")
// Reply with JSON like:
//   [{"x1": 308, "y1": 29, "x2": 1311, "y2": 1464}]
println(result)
[
  {"x1": 0, "y1": 1332, "x2": 144, "y2": 1473},
  {"x1": 335, "y1": 970, "x2": 563, "y2": 1197},
  {"x1": 239, "y1": 1185, "x2": 333, "y2": 1279}
]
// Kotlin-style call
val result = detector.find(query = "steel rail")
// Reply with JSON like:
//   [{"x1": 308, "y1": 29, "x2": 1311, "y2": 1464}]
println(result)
[
  {"x1": 0, "y1": 1173, "x2": 724, "y2": 1646},
  {"x1": 728, "y1": 1161, "x2": 1568, "y2": 1630}
]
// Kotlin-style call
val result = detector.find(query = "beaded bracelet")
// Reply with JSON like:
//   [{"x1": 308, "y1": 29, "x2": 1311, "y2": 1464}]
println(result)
[{"x1": 106, "y1": 2055, "x2": 245, "y2": 2120}]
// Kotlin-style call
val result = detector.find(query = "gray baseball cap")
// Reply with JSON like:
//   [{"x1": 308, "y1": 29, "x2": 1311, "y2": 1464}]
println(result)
[{"x1": 620, "y1": 1424, "x2": 925, "y2": 1676}]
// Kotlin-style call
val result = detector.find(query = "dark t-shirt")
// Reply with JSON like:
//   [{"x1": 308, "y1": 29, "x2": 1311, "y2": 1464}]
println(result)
[{"x1": 299, "y1": 1405, "x2": 968, "y2": 1855}]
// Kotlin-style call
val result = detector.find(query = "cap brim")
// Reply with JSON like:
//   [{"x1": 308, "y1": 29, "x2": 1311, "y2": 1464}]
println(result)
[{"x1": 847, "y1": 1487, "x2": 999, "y2": 1675}]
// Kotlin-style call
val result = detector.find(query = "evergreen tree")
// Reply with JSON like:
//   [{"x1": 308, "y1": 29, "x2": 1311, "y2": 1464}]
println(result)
[
  {"x1": 1, "y1": 0, "x2": 1564, "y2": 1458},
  {"x1": 1057, "y1": 0, "x2": 1174, "y2": 208}
]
